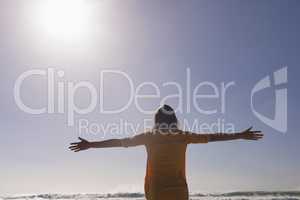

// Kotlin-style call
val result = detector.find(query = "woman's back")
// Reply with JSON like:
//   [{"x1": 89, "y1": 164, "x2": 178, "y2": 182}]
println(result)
[
  {"x1": 144, "y1": 132, "x2": 189, "y2": 200},
  {"x1": 146, "y1": 133, "x2": 188, "y2": 177}
]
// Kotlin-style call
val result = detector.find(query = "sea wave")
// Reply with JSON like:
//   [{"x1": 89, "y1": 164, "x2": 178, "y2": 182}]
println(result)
[{"x1": 1, "y1": 191, "x2": 300, "y2": 200}]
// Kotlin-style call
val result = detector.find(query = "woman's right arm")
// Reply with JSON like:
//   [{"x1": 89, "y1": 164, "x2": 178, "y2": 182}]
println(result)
[{"x1": 185, "y1": 127, "x2": 263, "y2": 144}]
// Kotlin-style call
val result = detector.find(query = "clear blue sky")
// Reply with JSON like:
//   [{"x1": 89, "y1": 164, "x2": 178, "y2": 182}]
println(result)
[{"x1": 0, "y1": 0, "x2": 299, "y2": 195}]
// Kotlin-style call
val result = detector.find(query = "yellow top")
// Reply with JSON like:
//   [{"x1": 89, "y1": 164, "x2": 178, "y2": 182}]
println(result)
[{"x1": 122, "y1": 130, "x2": 209, "y2": 200}]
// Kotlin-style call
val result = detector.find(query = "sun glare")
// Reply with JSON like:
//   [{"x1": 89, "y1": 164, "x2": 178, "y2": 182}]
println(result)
[{"x1": 37, "y1": 0, "x2": 90, "y2": 39}]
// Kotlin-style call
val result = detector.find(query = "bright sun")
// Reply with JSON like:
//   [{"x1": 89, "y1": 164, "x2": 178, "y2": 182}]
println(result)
[{"x1": 37, "y1": 0, "x2": 90, "y2": 39}]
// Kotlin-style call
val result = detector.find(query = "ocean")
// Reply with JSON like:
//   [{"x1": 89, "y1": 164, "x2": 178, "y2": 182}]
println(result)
[{"x1": 1, "y1": 191, "x2": 300, "y2": 200}]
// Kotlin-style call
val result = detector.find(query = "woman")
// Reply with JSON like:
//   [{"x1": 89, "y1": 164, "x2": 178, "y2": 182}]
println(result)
[{"x1": 69, "y1": 105, "x2": 263, "y2": 200}]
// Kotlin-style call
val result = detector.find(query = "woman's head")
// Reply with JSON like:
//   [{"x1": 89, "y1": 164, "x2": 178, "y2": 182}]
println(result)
[{"x1": 154, "y1": 104, "x2": 178, "y2": 131}]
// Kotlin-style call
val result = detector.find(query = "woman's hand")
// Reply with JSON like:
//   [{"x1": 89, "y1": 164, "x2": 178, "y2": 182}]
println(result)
[
  {"x1": 239, "y1": 127, "x2": 263, "y2": 140},
  {"x1": 69, "y1": 137, "x2": 91, "y2": 152}
]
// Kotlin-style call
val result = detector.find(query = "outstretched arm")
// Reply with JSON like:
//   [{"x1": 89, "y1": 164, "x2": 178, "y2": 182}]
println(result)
[
  {"x1": 186, "y1": 127, "x2": 263, "y2": 144},
  {"x1": 69, "y1": 133, "x2": 148, "y2": 152},
  {"x1": 69, "y1": 137, "x2": 123, "y2": 152},
  {"x1": 207, "y1": 127, "x2": 263, "y2": 142}
]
